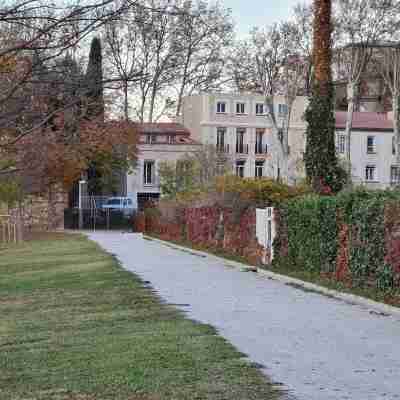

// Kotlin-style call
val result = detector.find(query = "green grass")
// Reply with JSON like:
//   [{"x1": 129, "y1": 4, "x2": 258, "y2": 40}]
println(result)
[
  {"x1": 266, "y1": 261, "x2": 400, "y2": 308},
  {"x1": 0, "y1": 233, "x2": 283, "y2": 400}
]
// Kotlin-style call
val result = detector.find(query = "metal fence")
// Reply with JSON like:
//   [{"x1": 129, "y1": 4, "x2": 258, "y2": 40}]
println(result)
[{"x1": 0, "y1": 215, "x2": 18, "y2": 244}]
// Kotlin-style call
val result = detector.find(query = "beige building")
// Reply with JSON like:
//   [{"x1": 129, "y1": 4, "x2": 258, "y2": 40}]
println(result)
[
  {"x1": 335, "y1": 112, "x2": 399, "y2": 189},
  {"x1": 181, "y1": 93, "x2": 308, "y2": 183},
  {"x1": 126, "y1": 123, "x2": 201, "y2": 209}
]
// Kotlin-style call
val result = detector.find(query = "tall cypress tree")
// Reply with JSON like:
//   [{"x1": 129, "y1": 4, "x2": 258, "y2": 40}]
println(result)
[
  {"x1": 85, "y1": 37, "x2": 104, "y2": 119},
  {"x1": 304, "y1": 0, "x2": 346, "y2": 193}
]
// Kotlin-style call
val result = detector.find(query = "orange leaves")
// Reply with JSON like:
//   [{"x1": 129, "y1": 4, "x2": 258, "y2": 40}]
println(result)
[
  {"x1": 16, "y1": 116, "x2": 138, "y2": 193},
  {"x1": 0, "y1": 55, "x2": 17, "y2": 74},
  {"x1": 313, "y1": 0, "x2": 332, "y2": 92}
]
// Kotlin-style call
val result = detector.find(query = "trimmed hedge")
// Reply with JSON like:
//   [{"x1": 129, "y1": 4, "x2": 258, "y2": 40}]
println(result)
[
  {"x1": 283, "y1": 195, "x2": 338, "y2": 274},
  {"x1": 274, "y1": 189, "x2": 400, "y2": 293}
]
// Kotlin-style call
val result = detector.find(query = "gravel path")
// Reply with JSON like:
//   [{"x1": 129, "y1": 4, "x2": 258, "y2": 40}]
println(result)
[{"x1": 89, "y1": 232, "x2": 400, "y2": 400}]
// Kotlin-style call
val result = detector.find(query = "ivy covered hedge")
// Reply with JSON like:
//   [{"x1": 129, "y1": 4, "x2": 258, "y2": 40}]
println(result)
[{"x1": 274, "y1": 189, "x2": 400, "y2": 297}]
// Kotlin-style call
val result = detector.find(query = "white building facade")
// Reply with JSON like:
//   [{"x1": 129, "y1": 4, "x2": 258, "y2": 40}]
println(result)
[
  {"x1": 126, "y1": 123, "x2": 201, "y2": 209},
  {"x1": 181, "y1": 93, "x2": 308, "y2": 183},
  {"x1": 335, "y1": 112, "x2": 400, "y2": 189}
]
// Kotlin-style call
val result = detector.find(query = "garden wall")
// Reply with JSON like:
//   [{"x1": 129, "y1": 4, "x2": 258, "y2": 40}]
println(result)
[
  {"x1": 144, "y1": 205, "x2": 266, "y2": 266},
  {"x1": 8, "y1": 188, "x2": 67, "y2": 232},
  {"x1": 274, "y1": 192, "x2": 400, "y2": 299}
]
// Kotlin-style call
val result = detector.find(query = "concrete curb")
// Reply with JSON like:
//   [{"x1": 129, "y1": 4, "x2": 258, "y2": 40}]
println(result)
[{"x1": 143, "y1": 234, "x2": 400, "y2": 319}]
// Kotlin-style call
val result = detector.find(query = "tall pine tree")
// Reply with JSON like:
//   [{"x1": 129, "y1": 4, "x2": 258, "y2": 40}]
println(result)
[
  {"x1": 85, "y1": 37, "x2": 104, "y2": 119},
  {"x1": 304, "y1": 0, "x2": 346, "y2": 193}
]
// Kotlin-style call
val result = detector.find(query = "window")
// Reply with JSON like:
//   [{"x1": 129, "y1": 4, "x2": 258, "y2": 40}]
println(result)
[
  {"x1": 365, "y1": 165, "x2": 376, "y2": 182},
  {"x1": 255, "y1": 160, "x2": 264, "y2": 178},
  {"x1": 236, "y1": 160, "x2": 245, "y2": 178},
  {"x1": 367, "y1": 136, "x2": 376, "y2": 154},
  {"x1": 216, "y1": 127, "x2": 226, "y2": 152},
  {"x1": 146, "y1": 134, "x2": 156, "y2": 144},
  {"x1": 168, "y1": 134, "x2": 175, "y2": 144},
  {"x1": 255, "y1": 129, "x2": 265, "y2": 154},
  {"x1": 216, "y1": 101, "x2": 226, "y2": 113},
  {"x1": 278, "y1": 104, "x2": 288, "y2": 117},
  {"x1": 236, "y1": 128, "x2": 246, "y2": 153},
  {"x1": 393, "y1": 136, "x2": 396, "y2": 155},
  {"x1": 391, "y1": 166, "x2": 400, "y2": 185},
  {"x1": 143, "y1": 161, "x2": 155, "y2": 185},
  {"x1": 236, "y1": 102, "x2": 245, "y2": 114},
  {"x1": 337, "y1": 135, "x2": 346, "y2": 154},
  {"x1": 278, "y1": 128, "x2": 284, "y2": 144},
  {"x1": 256, "y1": 103, "x2": 264, "y2": 115}
]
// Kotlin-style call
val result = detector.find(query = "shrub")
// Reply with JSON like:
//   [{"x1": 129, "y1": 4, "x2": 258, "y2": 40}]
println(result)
[
  {"x1": 282, "y1": 195, "x2": 337, "y2": 274},
  {"x1": 274, "y1": 189, "x2": 400, "y2": 293}
]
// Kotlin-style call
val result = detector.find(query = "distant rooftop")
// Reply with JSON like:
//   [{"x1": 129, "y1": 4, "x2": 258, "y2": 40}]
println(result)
[
  {"x1": 135, "y1": 122, "x2": 190, "y2": 135},
  {"x1": 135, "y1": 122, "x2": 201, "y2": 145},
  {"x1": 335, "y1": 112, "x2": 393, "y2": 131}
]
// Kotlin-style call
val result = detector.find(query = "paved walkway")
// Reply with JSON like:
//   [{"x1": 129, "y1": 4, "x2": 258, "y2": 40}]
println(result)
[{"x1": 89, "y1": 232, "x2": 400, "y2": 400}]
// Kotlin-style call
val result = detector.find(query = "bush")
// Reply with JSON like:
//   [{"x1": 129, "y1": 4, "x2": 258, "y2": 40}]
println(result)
[
  {"x1": 274, "y1": 189, "x2": 400, "y2": 292},
  {"x1": 282, "y1": 195, "x2": 337, "y2": 274}
]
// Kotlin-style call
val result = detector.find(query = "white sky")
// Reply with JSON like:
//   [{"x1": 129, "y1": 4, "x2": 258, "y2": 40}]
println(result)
[{"x1": 223, "y1": 0, "x2": 311, "y2": 36}]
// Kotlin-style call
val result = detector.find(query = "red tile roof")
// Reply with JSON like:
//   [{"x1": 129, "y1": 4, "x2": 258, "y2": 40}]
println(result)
[
  {"x1": 135, "y1": 122, "x2": 190, "y2": 135},
  {"x1": 336, "y1": 112, "x2": 393, "y2": 131}
]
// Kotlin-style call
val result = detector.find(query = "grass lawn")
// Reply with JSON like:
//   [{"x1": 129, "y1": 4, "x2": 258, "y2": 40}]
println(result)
[{"x1": 0, "y1": 233, "x2": 283, "y2": 400}]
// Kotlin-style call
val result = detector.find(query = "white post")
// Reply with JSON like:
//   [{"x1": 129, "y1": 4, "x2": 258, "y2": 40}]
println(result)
[{"x1": 78, "y1": 180, "x2": 86, "y2": 230}]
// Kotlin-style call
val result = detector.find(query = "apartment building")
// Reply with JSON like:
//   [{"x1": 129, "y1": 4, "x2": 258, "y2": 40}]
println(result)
[
  {"x1": 335, "y1": 112, "x2": 400, "y2": 188},
  {"x1": 181, "y1": 93, "x2": 308, "y2": 182},
  {"x1": 126, "y1": 123, "x2": 201, "y2": 209}
]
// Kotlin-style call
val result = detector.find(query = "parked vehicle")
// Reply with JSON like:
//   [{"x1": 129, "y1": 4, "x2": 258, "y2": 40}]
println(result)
[{"x1": 101, "y1": 197, "x2": 136, "y2": 217}]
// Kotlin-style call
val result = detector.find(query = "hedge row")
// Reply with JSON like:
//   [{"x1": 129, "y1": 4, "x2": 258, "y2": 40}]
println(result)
[{"x1": 274, "y1": 189, "x2": 400, "y2": 294}]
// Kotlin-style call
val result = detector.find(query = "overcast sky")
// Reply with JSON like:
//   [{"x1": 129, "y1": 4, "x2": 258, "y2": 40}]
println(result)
[{"x1": 223, "y1": 0, "x2": 307, "y2": 36}]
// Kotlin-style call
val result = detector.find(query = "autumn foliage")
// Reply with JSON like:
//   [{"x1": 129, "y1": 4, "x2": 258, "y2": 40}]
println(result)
[
  {"x1": 0, "y1": 38, "x2": 137, "y2": 196},
  {"x1": 16, "y1": 117, "x2": 137, "y2": 192}
]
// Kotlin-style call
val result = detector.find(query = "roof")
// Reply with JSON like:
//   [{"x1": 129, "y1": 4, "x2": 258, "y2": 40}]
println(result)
[
  {"x1": 135, "y1": 123, "x2": 190, "y2": 135},
  {"x1": 335, "y1": 112, "x2": 394, "y2": 131},
  {"x1": 135, "y1": 122, "x2": 201, "y2": 145}
]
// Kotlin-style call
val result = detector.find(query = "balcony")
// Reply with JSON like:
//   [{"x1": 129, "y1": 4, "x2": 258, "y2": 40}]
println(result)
[
  {"x1": 255, "y1": 143, "x2": 268, "y2": 155},
  {"x1": 236, "y1": 143, "x2": 249, "y2": 154},
  {"x1": 216, "y1": 144, "x2": 230, "y2": 154}
]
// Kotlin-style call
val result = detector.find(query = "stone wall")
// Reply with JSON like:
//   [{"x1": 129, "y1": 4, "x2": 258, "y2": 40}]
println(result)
[
  {"x1": 9, "y1": 187, "x2": 67, "y2": 232},
  {"x1": 145, "y1": 205, "x2": 265, "y2": 266}
]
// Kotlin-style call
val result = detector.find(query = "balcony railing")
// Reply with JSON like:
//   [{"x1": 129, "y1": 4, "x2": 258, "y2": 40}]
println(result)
[
  {"x1": 255, "y1": 143, "x2": 268, "y2": 155},
  {"x1": 236, "y1": 143, "x2": 249, "y2": 154},
  {"x1": 216, "y1": 144, "x2": 230, "y2": 153}
]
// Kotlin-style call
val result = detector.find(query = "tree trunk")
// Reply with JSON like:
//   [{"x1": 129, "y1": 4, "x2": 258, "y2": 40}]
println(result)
[
  {"x1": 304, "y1": 0, "x2": 343, "y2": 193},
  {"x1": 313, "y1": 0, "x2": 332, "y2": 93},
  {"x1": 148, "y1": 83, "x2": 157, "y2": 123},
  {"x1": 123, "y1": 81, "x2": 129, "y2": 121},
  {"x1": 175, "y1": 55, "x2": 190, "y2": 118},
  {"x1": 345, "y1": 82, "x2": 356, "y2": 178},
  {"x1": 17, "y1": 200, "x2": 24, "y2": 242},
  {"x1": 175, "y1": 79, "x2": 186, "y2": 118},
  {"x1": 264, "y1": 96, "x2": 283, "y2": 181},
  {"x1": 139, "y1": 92, "x2": 146, "y2": 123},
  {"x1": 394, "y1": 93, "x2": 400, "y2": 163}
]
